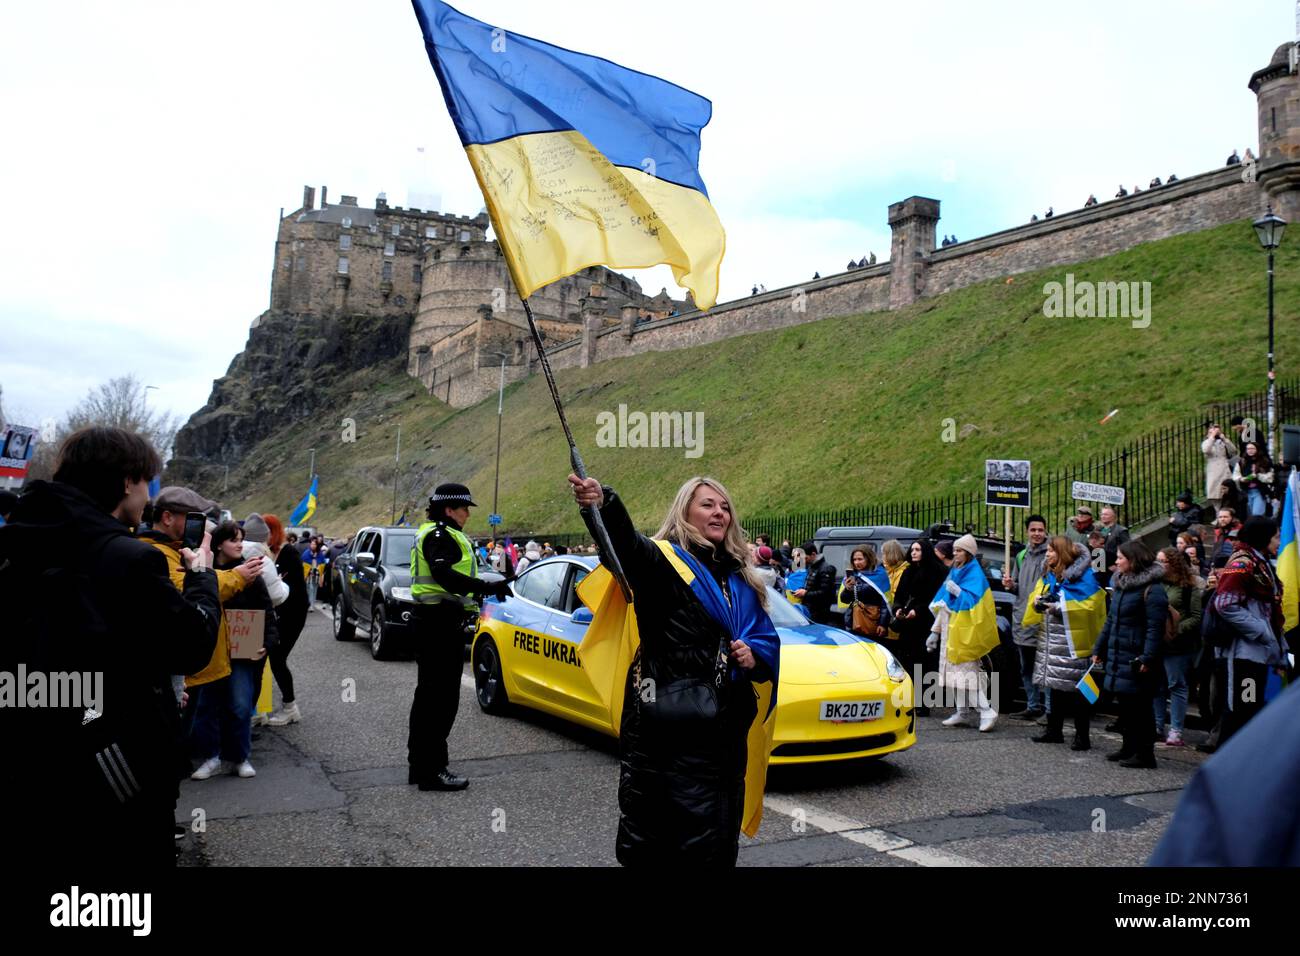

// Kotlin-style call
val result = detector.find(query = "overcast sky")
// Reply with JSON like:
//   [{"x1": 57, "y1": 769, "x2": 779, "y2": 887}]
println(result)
[{"x1": 1, "y1": 0, "x2": 1290, "y2": 432}]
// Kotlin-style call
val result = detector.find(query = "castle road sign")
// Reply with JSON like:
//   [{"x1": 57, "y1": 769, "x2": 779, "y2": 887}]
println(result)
[{"x1": 1072, "y1": 481, "x2": 1125, "y2": 506}]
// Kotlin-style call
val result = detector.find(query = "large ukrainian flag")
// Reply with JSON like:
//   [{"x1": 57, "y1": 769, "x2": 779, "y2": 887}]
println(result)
[
  {"x1": 411, "y1": 0, "x2": 725, "y2": 309},
  {"x1": 1279, "y1": 469, "x2": 1300, "y2": 634},
  {"x1": 1021, "y1": 566, "x2": 1108, "y2": 657},
  {"x1": 930, "y1": 560, "x2": 1000, "y2": 664}
]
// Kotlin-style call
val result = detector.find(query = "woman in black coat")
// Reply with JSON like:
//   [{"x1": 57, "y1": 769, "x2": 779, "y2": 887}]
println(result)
[
  {"x1": 1091, "y1": 540, "x2": 1168, "y2": 768},
  {"x1": 569, "y1": 473, "x2": 779, "y2": 867},
  {"x1": 889, "y1": 539, "x2": 948, "y2": 709},
  {"x1": 267, "y1": 515, "x2": 309, "y2": 725}
]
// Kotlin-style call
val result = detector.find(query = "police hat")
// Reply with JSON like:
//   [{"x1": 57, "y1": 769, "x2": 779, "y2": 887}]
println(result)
[{"x1": 429, "y1": 482, "x2": 478, "y2": 508}]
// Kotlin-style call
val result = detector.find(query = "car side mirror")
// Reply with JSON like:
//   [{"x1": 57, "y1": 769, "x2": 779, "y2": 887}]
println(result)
[
  {"x1": 571, "y1": 607, "x2": 594, "y2": 625},
  {"x1": 356, "y1": 553, "x2": 375, "y2": 568}
]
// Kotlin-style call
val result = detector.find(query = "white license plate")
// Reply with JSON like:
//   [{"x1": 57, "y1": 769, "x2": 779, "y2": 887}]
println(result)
[{"x1": 819, "y1": 699, "x2": 884, "y2": 722}]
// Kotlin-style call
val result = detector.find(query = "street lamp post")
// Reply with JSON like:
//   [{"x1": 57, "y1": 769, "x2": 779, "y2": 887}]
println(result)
[
  {"x1": 1253, "y1": 209, "x2": 1287, "y2": 459},
  {"x1": 308, "y1": 448, "x2": 316, "y2": 482},
  {"x1": 492, "y1": 357, "x2": 506, "y2": 525},
  {"x1": 223, "y1": 464, "x2": 229, "y2": 496}
]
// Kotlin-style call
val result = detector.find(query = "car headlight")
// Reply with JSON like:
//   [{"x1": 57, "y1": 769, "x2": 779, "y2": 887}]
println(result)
[
  {"x1": 390, "y1": 587, "x2": 414, "y2": 603},
  {"x1": 878, "y1": 646, "x2": 907, "y2": 682}
]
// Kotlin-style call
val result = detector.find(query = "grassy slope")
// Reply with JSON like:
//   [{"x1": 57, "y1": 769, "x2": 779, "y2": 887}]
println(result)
[{"x1": 215, "y1": 219, "x2": 1300, "y2": 539}]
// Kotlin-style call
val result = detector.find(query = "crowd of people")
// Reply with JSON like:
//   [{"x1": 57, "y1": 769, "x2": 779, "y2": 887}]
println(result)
[
  {"x1": 0, "y1": 427, "x2": 319, "y2": 863},
  {"x1": 738, "y1": 498, "x2": 1291, "y2": 767}
]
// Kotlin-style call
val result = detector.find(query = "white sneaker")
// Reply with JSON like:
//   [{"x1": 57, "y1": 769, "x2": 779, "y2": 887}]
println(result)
[
  {"x1": 234, "y1": 760, "x2": 256, "y2": 778},
  {"x1": 941, "y1": 711, "x2": 975, "y2": 727},
  {"x1": 251, "y1": 712, "x2": 269, "y2": 728},
  {"x1": 191, "y1": 756, "x2": 225, "y2": 780},
  {"x1": 267, "y1": 701, "x2": 301, "y2": 726},
  {"x1": 978, "y1": 712, "x2": 999, "y2": 733}
]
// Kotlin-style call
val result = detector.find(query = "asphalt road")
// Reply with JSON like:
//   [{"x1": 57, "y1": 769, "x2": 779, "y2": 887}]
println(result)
[{"x1": 176, "y1": 609, "x2": 1206, "y2": 867}]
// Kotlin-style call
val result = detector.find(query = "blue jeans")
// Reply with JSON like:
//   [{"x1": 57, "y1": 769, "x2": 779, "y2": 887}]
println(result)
[
  {"x1": 306, "y1": 570, "x2": 319, "y2": 604},
  {"x1": 1017, "y1": 644, "x2": 1042, "y2": 712},
  {"x1": 192, "y1": 659, "x2": 263, "y2": 764},
  {"x1": 1247, "y1": 488, "x2": 1267, "y2": 517},
  {"x1": 1153, "y1": 652, "x2": 1195, "y2": 733}
]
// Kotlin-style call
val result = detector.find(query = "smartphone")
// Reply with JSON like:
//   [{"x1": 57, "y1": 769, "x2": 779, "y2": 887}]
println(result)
[{"x1": 182, "y1": 512, "x2": 207, "y2": 550}]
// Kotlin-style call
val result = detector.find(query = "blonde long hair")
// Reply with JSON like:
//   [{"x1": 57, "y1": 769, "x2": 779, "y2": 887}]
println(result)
[{"x1": 654, "y1": 476, "x2": 769, "y2": 609}]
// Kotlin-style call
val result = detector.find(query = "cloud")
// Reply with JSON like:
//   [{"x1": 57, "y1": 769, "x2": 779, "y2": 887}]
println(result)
[{"x1": 0, "y1": 0, "x2": 1285, "y2": 428}]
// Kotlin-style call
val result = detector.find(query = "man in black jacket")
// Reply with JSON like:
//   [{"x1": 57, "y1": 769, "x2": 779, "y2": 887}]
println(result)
[
  {"x1": 0, "y1": 427, "x2": 220, "y2": 866},
  {"x1": 794, "y1": 541, "x2": 839, "y2": 624}
]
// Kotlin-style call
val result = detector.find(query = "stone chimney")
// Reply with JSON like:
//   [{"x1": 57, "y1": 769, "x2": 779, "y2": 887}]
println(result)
[
  {"x1": 320, "y1": 186, "x2": 328, "y2": 207},
  {"x1": 888, "y1": 196, "x2": 940, "y2": 309},
  {"x1": 302, "y1": 185, "x2": 315, "y2": 212},
  {"x1": 340, "y1": 195, "x2": 359, "y2": 206}
]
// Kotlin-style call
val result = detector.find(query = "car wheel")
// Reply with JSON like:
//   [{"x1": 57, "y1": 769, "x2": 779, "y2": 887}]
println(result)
[
  {"x1": 472, "y1": 636, "x2": 510, "y2": 714},
  {"x1": 333, "y1": 594, "x2": 355, "y2": 641},
  {"x1": 370, "y1": 603, "x2": 394, "y2": 661}
]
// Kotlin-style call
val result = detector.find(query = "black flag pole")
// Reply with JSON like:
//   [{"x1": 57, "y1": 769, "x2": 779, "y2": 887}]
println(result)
[{"x1": 519, "y1": 297, "x2": 633, "y2": 602}]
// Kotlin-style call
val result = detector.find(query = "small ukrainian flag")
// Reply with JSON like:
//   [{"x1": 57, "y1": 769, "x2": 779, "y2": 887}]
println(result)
[{"x1": 1077, "y1": 670, "x2": 1101, "y2": 705}]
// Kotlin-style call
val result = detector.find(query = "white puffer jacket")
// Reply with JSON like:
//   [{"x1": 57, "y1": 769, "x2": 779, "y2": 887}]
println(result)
[{"x1": 243, "y1": 540, "x2": 288, "y2": 607}]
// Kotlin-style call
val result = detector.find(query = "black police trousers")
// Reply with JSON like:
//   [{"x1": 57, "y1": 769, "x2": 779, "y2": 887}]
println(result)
[{"x1": 407, "y1": 601, "x2": 469, "y2": 775}]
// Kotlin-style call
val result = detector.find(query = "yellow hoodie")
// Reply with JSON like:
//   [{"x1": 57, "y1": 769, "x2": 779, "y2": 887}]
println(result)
[{"x1": 143, "y1": 536, "x2": 248, "y2": 687}]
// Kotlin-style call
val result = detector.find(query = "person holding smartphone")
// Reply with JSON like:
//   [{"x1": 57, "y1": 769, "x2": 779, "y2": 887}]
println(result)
[
  {"x1": 1202, "y1": 424, "x2": 1238, "y2": 513},
  {"x1": 0, "y1": 429, "x2": 223, "y2": 866}
]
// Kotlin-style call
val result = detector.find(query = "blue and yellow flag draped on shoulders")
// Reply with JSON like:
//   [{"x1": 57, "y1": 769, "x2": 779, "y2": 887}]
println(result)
[
  {"x1": 289, "y1": 476, "x2": 318, "y2": 527},
  {"x1": 930, "y1": 560, "x2": 1000, "y2": 664},
  {"x1": 1020, "y1": 566, "x2": 1108, "y2": 657},
  {"x1": 576, "y1": 540, "x2": 779, "y2": 837},
  {"x1": 410, "y1": 0, "x2": 725, "y2": 310}
]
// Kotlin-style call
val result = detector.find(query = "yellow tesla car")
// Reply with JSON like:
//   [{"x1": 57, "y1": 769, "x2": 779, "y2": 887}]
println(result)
[{"x1": 471, "y1": 556, "x2": 917, "y2": 764}]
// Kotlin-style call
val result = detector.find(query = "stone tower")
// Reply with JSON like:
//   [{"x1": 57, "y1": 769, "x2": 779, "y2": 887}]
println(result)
[
  {"x1": 888, "y1": 196, "x2": 940, "y2": 309},
  {"x1": 1250, "y1": 42, "x2": 1300, "y2": 220}
]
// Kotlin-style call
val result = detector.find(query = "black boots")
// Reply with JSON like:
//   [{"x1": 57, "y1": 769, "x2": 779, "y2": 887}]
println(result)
[
  {"x1": 410, "y1": 767, "x2": 470, "y2": 790},
  {"x1": 1070, "y1": 735, "x2": 1091, "y2": 751},
  {"x1": 418, "y1": 768, "x2": 470, "y2": 791}
]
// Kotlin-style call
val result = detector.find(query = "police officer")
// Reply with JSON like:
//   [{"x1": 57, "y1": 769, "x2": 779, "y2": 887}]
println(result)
[{"x1": 408, "y1": 483, "x2": 509, "y2": 791}]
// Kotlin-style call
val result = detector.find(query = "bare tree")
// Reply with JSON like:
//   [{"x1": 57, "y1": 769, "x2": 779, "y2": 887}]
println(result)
[{"x1": 61, "y1": 374, "x2": 181, "y2": 461}]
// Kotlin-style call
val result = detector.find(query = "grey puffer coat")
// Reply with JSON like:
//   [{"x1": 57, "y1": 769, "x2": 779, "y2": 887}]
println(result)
[
  {"x1": 1010, "y1": 541, "x2": 1049, "y2": 647},
  {"x1": 1032, "y1": 552, "x2": 1095, "y2": 693},
  {"x1": 1092, "y1": 562, "x2": 1168, "y2": 695}
]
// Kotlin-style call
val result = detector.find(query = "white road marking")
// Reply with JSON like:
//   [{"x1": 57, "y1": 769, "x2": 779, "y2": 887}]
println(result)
[{"x1": 761, "y1": 794, "x2": 983, "y2": 866}]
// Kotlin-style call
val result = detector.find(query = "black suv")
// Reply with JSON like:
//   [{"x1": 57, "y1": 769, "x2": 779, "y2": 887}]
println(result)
[{"x1": 332, "y1": 525, "x2": 503, "y2": 660}]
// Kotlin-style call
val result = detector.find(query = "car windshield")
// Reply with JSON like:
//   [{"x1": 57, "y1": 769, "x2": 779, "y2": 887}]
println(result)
[
  {"x1": 766, "y1": 587, "x2": 815, "y2": 627},
  {"x1": 384, "y1": 533, "x2": 416, "y2": 568}
]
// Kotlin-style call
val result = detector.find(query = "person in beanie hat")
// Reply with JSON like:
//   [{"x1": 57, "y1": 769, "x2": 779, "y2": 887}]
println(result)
[
  {"x1": 1211, "y1": 515, "x2": 1287, "y2": 745},
  {"x1": 408, "y1": 483, "x2": 510, "y2": 791},
  {"x1": 930, "y1": 535, "x2": 999, "y2": 731},
  {"x1": 1169, "y1": 489, "x2": 1204, "y2": 544}
]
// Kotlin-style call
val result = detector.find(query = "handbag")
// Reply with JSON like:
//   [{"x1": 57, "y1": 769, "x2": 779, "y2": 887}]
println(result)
[
  {"x1": 852, "y1": 600, "x2": 884, "y2": 637},
  {"x1": 635, "y1": 630, "x2": 731, "y2": 724}
]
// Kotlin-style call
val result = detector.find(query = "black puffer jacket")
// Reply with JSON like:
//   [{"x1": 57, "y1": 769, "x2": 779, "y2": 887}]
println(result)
[
  {"x1": 801, "y1": 556, "x2": 840, "y2": 624},
  {"x1": 0, "y1": 481, "x2": 220, "y2": 865},
  {"x1": 583, "y1": 488, "x2": 765, "y2": 867},
  {"x1": 1092, "y1": 562, "x2": 1168, "y2": 695}
]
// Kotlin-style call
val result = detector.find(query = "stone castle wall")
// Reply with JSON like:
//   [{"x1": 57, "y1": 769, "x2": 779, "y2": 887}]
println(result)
[{"x1": 429, "y1": 164, "x2": 1261, "y2": 405}]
